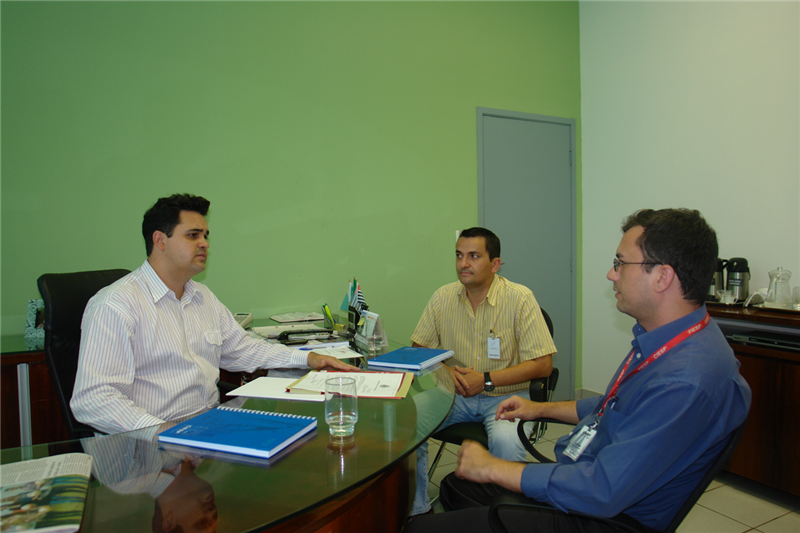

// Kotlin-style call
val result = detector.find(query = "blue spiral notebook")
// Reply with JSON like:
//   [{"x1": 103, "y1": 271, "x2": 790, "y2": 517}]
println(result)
[
  {"x1": 157, "y1": 406, "x2": 317, "y2": 459},
  {"x1": 367, "y1": 346, "x2": 454, "y2": 370}
]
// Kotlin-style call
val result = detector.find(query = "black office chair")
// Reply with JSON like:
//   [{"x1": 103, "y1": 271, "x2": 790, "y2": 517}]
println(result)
[
  {"x1": 37, "y1": 269, "x2": 131, "y2": 440},
  {"x1": 488, "y1": 418, "x2": 749, "y2": 533},
  {"x1": 427, "y1": 308, "x2": 557, "y2": 479},
  {"x1": 516, "y1": 367, "x2": 559, "y2": 463}
]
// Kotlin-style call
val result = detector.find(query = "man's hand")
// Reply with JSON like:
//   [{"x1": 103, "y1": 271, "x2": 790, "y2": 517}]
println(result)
[
  {"x1": 453, "y1": 366, "x2": 485, "y2": 397},
  {"x1": 455, "y1": 439, "x2": 498, "y2": 483},
  {"x1": 495, "y1": 395, "x2": 541, "y2": 422},
  {"x1": 445, "y1": 364, "x2": 469, "y2": 395},
  {"x1": 455, "y1": 440, "x2": 524, "y2": 493},
  {"x1": 307, "y1": 352, "x2": 360, "y2": 371}
]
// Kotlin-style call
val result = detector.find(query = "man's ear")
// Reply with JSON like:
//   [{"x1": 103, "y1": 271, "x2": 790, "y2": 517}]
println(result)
[
  {"x1": 653, "y1": 264, "x2": 676, "y2": 294},
  {"x1": 152, "y1": 231, "x2": 168, "y2": 252},
  {"x1": 491, "y1": 257, "x2": 502, "y2": 273},
  {"x1": 162, "y1": 511, "x2": 176, "y2": 532}
]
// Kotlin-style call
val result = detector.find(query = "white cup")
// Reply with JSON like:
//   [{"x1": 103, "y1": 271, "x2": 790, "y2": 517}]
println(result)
[
  {"x1": 717, "y1": 289, "x2": 736, "y2": 305},
  {"x1": 325, "y1": 377, "x2": 358, "y2": 437}
]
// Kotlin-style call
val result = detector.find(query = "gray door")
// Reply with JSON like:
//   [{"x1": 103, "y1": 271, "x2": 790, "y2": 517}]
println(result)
[{"x1": 478, "y1": 108, "x2": 576, "y2": 401}]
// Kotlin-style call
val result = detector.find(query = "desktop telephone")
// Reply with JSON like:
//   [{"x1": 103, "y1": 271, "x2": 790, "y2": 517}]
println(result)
[{"x1": 234, "y1": 313, "x2": 254, "y2": 329}]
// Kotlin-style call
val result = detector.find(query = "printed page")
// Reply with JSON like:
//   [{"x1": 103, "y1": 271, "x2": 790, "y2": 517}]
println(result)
[
  {"x1": 288, "y1": 371, "x2": 407, "y2": 398},
  {"x1": 228, "y1": 377, "x2": 324, "y2": 402},
  {"x1": 1, "y1": 453, "x2": 92, "y2": 486}
]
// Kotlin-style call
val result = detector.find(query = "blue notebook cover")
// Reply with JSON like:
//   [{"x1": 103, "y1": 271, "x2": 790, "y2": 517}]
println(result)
[
  {"x1": 368, "y1": 346, "x2": 454, "y2": 370},
  {"x1": 157, "y1": 407, "x2": 317, "y2": 459}
]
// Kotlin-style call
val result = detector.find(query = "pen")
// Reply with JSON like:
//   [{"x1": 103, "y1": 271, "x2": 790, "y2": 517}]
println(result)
[{"x1": 323, "y1": 303, "x2": 334, "y2": 326}]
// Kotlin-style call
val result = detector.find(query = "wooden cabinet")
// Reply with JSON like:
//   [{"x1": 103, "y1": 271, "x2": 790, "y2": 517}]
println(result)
[
  {"x1": 1, "y1": 346, "x2": 69, "y2": 448},
  {"x1": 708, "y1": 306, "x2": 800, "y2": 497}
]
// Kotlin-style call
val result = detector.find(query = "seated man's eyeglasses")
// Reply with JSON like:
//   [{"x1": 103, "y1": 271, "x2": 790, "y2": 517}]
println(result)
[{"x1": 612, "y1": 258, "x2": 662, "y2": 272}]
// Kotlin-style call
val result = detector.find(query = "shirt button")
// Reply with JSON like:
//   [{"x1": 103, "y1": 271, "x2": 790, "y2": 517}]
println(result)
[{"x1": 636, "y1": 353, "x2": 641, "y2": 359}]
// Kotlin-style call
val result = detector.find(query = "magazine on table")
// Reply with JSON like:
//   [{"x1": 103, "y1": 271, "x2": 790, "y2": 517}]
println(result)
[{"x1": 1, "y1": 453, "x2": 92, "y2": 533}]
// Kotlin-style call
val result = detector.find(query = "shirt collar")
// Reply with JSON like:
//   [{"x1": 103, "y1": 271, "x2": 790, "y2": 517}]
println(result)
[
  {"x1": 632, "y1": 305, "x2": 708, "y2": 357},
  {"x1": 140, "y1": 260, "x2": 200, "y2": 304},
  {"x1": 457, "y1": 274, "x2": 502, "y2": 307},
  {"x1": 485, "y1": 274, "x2": 503, "y2": 307}
]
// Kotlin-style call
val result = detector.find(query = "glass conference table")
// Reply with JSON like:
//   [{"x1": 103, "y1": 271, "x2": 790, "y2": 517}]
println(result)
[{"x1": 1, "y1": 364, "x2": 455, "y2": 533}]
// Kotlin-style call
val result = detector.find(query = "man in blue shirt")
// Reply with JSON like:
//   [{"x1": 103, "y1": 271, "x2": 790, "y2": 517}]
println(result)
[{"x1": 406, "y1": 208, "x2": 751, "y2": 533}]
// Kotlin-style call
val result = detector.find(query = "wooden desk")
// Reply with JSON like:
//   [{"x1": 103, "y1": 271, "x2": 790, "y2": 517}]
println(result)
[
  {"x1": 708, "y1": 304, "x2": 800, "y2": 497},
  {"x1": 2, "y1": 366, "x2": 455, "y2": 532}
]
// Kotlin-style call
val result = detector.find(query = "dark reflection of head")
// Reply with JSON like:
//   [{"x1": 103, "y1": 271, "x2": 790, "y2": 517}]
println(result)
[{"x1": 151, "y1": 459, "x2": 217, "y2": 533}]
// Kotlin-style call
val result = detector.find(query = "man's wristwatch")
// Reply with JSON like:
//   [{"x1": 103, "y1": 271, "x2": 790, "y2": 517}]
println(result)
[{"x1": 483, "y1": 372, "x2": 495, "y2": 392}]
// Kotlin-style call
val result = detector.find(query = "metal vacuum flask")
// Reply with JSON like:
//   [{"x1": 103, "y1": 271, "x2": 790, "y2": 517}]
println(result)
[
  {"x1": 707, "y1": 258, "x2": 727, "y2": 301},
  {"x1": 725, "y1": 257, "x2": 750, "y2": 303}
]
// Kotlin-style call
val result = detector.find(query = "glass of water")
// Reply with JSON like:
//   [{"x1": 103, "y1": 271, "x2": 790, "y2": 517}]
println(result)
[{"x1": 325, "y1": 376, "x2": 358, "y2": 437}]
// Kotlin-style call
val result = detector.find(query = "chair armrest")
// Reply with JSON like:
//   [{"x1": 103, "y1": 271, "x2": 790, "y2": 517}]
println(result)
[
  {"x1": 528, "y1": 377, "x2": 548, "y2": 402},
  {"x1": 488, "y1": 493, "x2": 654, "y2": 533},
  {"x1": 517, "y1": 418, "x2": 575, "y2": 463},
  {"x1": 217, "y1": 380, "x2": 237, "y2": 393},
  {"x1": 217, "y1": 379, "x2": 238, "y2": 403}
]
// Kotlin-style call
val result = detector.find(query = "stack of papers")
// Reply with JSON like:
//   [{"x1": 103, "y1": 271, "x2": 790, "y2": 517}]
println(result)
[
  {"x1": 297, "y1": 344, "x2": 364, "y2": 359},
  {"x1": 270, "y1": 312, "x2": 325, "y2": 323},
  {"x1": 253, "y1": 324, "x2": 326, "y2": 338}
]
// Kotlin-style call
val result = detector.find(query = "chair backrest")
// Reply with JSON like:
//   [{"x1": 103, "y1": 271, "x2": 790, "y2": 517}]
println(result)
[
  {"x1": 37, "y1": 269, "x2": 130, "y2": 439},
  {"x1": 540, "y1": 307, "x2": 554, "y2": 338},
  {"x1": 528, "y1": 307, "x2": 556, "y2": 403},
  {"x1": 661, "y1": 418, "x2": 748, "y2": 532}
]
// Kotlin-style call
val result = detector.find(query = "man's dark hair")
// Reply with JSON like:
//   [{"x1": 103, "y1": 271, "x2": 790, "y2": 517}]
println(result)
[
  {"x1": 622, "y1": 208, "x2": 717, "y2": 305},
  {"x1": 142, "y1": 194, "x2": 210, "y2": 256},
  {"x1": 459, "y1": 227, "x2": 501, "y2": 260}
]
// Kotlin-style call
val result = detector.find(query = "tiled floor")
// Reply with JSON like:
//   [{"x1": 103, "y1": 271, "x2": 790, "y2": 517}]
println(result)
[{"x1": 426, "y1": 423, "x2": 800, "y2": 532}]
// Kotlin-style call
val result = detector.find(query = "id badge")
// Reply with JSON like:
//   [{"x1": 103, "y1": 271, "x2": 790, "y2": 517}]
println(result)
[
  {"x1": 563, "y1": 424, "x2": 597, "y2": 461},
  {"x1": 487, "y1": 336, "x2": 501, "y2": 359}
]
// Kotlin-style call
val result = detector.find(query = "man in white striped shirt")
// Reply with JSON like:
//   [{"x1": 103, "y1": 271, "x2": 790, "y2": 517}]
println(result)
[{"x1": 71, "y1": 194, "x2": 356, "y2": 435}]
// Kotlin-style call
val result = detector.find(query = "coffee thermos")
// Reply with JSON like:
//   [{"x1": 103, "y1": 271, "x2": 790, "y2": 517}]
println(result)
[
  {"x1": 725, "y1": 257, "x2": 750, "y2": 303},
  {"x1": 707, "y1": 258, "x2": 727, "y2": 301}
]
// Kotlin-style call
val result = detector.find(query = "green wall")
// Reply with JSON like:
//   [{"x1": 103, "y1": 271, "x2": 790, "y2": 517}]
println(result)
[{"x1": 1, "y1": 1, "x2": 581, "y2": 347}]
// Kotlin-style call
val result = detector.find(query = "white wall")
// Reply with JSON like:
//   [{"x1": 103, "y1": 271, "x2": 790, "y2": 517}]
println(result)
[{"x1": 580, "y1": 1, "x2": 800, "y2": 393}]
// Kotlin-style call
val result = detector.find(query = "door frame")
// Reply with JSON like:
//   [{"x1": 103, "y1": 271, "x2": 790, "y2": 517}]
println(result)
[{"x1": 476, "y1": 107, "x2": 577, "y2": 400}]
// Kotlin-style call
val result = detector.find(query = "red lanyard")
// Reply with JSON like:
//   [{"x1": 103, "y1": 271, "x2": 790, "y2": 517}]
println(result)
[{"x1": 597, "y1": 312, "x2": 710, "y2": 419}]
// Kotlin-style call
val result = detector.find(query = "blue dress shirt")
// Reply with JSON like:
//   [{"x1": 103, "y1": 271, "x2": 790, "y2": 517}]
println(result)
[{"x1": 520, "y1": 306, "x2": 751, "y2": 531}]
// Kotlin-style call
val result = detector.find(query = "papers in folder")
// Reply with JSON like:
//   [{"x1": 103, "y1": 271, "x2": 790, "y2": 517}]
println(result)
[{"x1": 287, "y1": 370, "x2": 412, "y2": 399}]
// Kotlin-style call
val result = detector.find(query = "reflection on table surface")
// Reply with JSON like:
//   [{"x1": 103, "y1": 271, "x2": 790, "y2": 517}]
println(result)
[{"x1": 1, "y1": 366, "x2": 455, "y2": 533}]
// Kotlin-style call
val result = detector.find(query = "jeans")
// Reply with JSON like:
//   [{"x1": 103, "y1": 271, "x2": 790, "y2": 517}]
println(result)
[{"x1": 411, "y1": 390, "x2": 530, "y2": 515}]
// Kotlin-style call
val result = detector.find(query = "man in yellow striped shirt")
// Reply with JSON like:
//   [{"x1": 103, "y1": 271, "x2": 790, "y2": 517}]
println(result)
[{"x1": 408, "y1": 227, "x2": 556, "y2": 517}]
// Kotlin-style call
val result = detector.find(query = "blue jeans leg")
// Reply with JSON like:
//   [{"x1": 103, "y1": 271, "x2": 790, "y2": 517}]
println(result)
[
  {"x1": 410, "y1": 390, "x2": 530, "y2": 515},
  {"x1": 480, "y1": 391, "x2": 530, "y2": 461}
]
